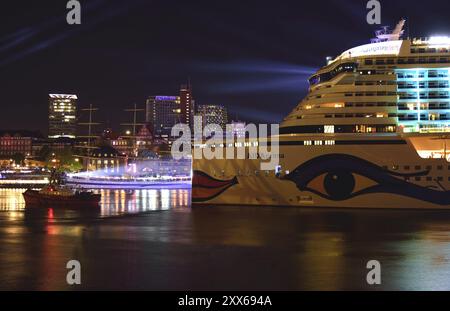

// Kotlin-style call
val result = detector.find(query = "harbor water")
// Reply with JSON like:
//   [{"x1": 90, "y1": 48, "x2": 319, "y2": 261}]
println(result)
[{"x1": 0, "y1": 188, "x2": 450, "y2": 290}]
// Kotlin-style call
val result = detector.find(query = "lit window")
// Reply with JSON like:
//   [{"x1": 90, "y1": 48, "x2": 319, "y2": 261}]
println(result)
[{"x1": 324, "y1": 125, "x2": 335, "y2": 133}]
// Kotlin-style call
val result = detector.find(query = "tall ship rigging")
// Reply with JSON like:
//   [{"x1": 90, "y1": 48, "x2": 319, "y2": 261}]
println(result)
[{"x1": 192, "y1": 20, "x2": 450, "y2": 208}]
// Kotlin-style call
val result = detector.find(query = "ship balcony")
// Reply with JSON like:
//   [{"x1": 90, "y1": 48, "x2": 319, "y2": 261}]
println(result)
[
  {"x1": 297, "y1": 106, "x2": 398, "y2": 115},
  {"x1": 304, "y1": 95, "x2": 398, "y2": 105},
  {"x1": 283, "y1": 117, "x2": 398, "y2": 127}
]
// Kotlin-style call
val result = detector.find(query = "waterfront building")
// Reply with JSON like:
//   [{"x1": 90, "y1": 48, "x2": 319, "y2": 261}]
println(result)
[
  {"x1": 48, "y1": 94, "x2": 77, "y2": 139},
  {"x1": 87, "y1": 145, "x2": 126, "y2": 173},
  {"x1": 99, "y1": 129, "x2": 131, "y2": 156},
  {"x1": 0, "y1": 130, "x2": 42, "y2": 157},
  {"x1": 136, "y1": 123, "x2": 154, "y2": 150},
  {"x1": 103, "y1": 125, "x2": 169, "y2": 157}
]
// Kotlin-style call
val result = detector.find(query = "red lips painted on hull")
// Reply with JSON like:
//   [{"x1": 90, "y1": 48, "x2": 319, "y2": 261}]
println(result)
[{"x1": 192, "y1": 171, "x2": 238, "y2": 203}]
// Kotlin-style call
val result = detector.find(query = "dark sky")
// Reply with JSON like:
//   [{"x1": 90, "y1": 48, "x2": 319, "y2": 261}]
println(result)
[{"x1": 0, "y1": 0, "x2": 449, "y2": 134}]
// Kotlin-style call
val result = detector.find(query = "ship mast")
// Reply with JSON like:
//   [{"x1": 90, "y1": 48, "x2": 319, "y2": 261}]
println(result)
[
  {"x1": 121, "y1": 103, "x2": 144, "y2": 157},
  {"x1": 77, "y1": 104, "x2": 101, "y2": 170}
]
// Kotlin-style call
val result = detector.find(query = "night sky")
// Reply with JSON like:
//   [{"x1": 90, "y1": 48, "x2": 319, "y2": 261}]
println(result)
[{"x1": 0, "y1": 0, "x2": 449, "y2": 134}]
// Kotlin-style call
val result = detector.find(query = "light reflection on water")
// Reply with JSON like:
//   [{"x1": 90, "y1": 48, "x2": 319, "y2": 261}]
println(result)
[
  {"x1": 0, "y1": 188, "x2": 191, "y2": 219},
  {"x1": 98, "y1": 188, "x2": 190, "y2": 216},
  {"x1": 2, "y1": 188, "x2": 450, "y2": 290}
]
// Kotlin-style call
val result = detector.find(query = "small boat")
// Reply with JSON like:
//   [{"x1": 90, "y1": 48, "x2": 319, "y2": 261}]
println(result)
[
  {"x1": 23, "y1": 170, "x2": 101, "y2": 208},
  {"x1": 23, "y1": 186, "x2": 101, "y2": 208}
]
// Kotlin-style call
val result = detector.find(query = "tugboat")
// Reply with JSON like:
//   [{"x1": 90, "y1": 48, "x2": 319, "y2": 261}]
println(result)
[{"x1": 23, "y1": 170, "x2": 101, "y2": 208}]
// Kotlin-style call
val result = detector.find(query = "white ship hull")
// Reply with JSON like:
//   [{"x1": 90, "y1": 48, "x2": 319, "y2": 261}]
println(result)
[
  {"x1": 192, "y1": 135, "x2": 450, "y2": 209},
  {"x1": 66, "y1": 176, "x2": 191, "y2": 189}
]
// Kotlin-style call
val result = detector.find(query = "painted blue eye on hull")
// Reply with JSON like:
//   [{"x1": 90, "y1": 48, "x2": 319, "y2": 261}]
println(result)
[{"x1": 284, "y1": 154, "x2": 450, "y2": 206}]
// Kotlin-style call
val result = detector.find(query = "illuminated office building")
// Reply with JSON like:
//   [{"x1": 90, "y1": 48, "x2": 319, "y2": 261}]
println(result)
[
  {"x1": 180, "y1": 83, "x2": 195, "y2": 131},
  {"x1": 146, "y1": 95, "x2": 182, "y2": 137},
  {"x1": 48, "y1": 94, "x2": 77, "y2": 139},
  {"x1": 146, "y1": 84, "x2": 196, "y2": 138},
  {"x1": 196, "y1": 104, "x2": 228, "y2": 131}
]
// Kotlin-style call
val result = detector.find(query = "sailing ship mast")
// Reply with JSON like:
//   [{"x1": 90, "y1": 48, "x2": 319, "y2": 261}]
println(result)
[
  {"x1": 121, "y1": 103, "x2": 144, "y2": 157},
  {"x1": 77, "y1": 104, "x2": 100, "y2": 170}
]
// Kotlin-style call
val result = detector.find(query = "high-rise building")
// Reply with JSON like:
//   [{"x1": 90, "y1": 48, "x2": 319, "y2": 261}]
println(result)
[
  {"x1": 179, "y1": 83, "x2": 194, "y2": 130},
  {"x1": 146, "y1": 96, "x2": 182, "y2": 137},
  {"x1": 145, "y1": 84, "x2": 195, "y2": 138},
  {"x1": 48, "y1": 94, "x2": 77, "y2": 138},
  {"x1": 196, "y1": 104, "x2": 228, "y2": 131}
]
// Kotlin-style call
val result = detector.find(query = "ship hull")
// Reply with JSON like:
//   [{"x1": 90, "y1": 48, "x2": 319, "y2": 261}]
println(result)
[
  {"x1": 23, "y1": 189, "x2": 101, "y2": 208},
  {"x1": 192, "y1": 135, "x2": 450, "y2": 209},
  {"x1": 65, "y1": 177, "x2": 191, "y2": 189}
]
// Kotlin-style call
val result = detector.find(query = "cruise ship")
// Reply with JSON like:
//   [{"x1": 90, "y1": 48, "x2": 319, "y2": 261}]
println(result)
[{"x1": 192, "y1": 20, "x2": 450, "y2": 209}]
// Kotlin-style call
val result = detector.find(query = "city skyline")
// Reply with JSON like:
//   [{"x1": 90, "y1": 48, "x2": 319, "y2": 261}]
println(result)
[
  {"x1": 1, "y1": 0, "x2": 449, "y2": 133},
  {"x1": 5, "y1": 87, "x2": 243, "y2": 138}
]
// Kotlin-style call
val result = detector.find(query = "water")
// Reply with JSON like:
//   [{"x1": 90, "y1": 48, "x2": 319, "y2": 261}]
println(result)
[{"x1": 0, "y1": 188, "x2": 450, "y2": 290}]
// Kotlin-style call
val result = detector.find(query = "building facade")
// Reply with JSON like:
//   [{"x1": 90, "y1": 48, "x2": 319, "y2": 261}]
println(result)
[
  {"x1": 48, "y1": 94, "x2": 77, "y2": 139},
  {"x1": 145, "y1": 84, "x2": 195, "y2": 139},
  {"x1": 146, "y1": 96, "x2": 182, "y2": 137},
  {"x1": 180, "y1": 84, "x2": 194, "y2": 131},
  {"x1": 0, "y1": 131, "x2": 38, "y2": 157},
  {"x1": 196, "y1": 105, "x2": 228, "y2": 130}
]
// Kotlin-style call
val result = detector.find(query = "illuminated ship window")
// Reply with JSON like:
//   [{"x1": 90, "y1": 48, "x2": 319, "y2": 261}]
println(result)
[{"x1": 324, "y1": 125, "x2": 335, "y2": 133}]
